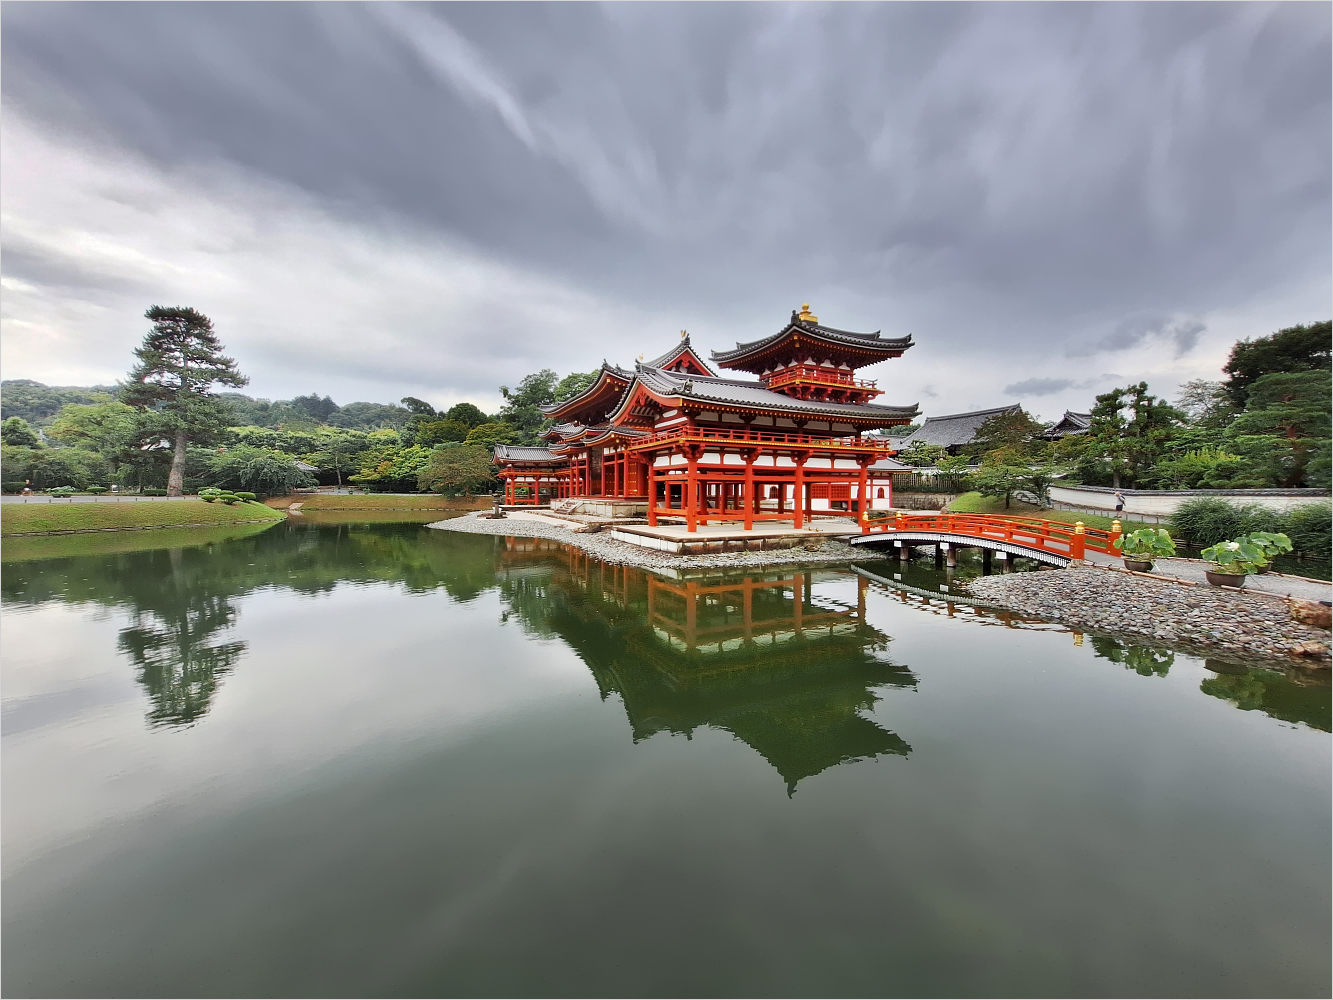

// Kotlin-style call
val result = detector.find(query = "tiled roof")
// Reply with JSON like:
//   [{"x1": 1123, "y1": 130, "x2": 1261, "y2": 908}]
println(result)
[
  {"x1": 493, "y1": 445, "x2": 563, "y2": 463},
  {"x1": 644, "y1": 334, "x2": 715, "y2": 374},
  {"x1": 538, "y1": 362, "x2": 632, "y2": 417},
  {"x1": 1045, "y1": 411, "x2": 1091, "y2": 436},
  {"x1": 898, "y1": 405, "x2": 1021, "y2": 449},
  {"x1": 712, "y1": 313, "x2": 914, "y2": 366},
  {"x1": 583, "y1": 425, "x2": 651, "y2": 446},
  {"x1": 621, "y1": 366, "x2": 918, "y2": 424}
]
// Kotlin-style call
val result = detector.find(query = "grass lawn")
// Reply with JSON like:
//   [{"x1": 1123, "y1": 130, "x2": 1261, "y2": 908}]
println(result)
[
  {"x1": 265, "y1": 494, "x2": 491, "y2": 511},
  {"x1": 1, "y1": 499, "x2": 286, "y2": 536},
  {"x1": 2, "y1": 520, "x2": 282, "y2": 561},
  {"x1": 943, "y1": 492, "x2": 1153, "y2": 532}
]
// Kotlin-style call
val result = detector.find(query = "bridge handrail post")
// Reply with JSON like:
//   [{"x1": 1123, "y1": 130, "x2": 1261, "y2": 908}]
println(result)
[{"x1": 1072, "y1": 521, "x2": 1085, "y2": 560}]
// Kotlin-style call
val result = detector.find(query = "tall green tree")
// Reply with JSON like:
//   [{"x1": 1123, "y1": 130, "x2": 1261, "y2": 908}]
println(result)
[
  {"x1": 554, "y1": 369, "x2": 599, "y2": 403},
  {"x1": 418, "y1": 444, "x2": 496, "y2": 497},
  {"x1": 122, "y1": 306, "x2": 248, "y2": 496},
  {"x1": 1077, "y1": 382, "x2": 1182, "y2": 487},
  {"x1": 499, "y1": 370, "x2": 558, "y2": 444},
  {"x1": 443, "y1": 402, "x2": 488, "y2": 428},
  {"x1": 1223, "y1": 321, "x2": 1331, "y2": 407},
  {"x1": 965, "y1": 408, "x2": 1049, "y2": 463},
  {"x1": 1, "y1": 416, "x2": 41, "y2": 447},
  {"x1": 1225, "y1": 371, "x2": 1332, "y2": 487}
]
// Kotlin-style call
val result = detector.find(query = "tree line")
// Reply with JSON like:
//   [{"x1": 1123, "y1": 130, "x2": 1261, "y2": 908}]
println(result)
[
  {"x1": 4, "y1": 308, "x2": 1324, "y2": 500},
  {"x1": 896, "y1": 321, "x2": 1330, "y2": 507},
  {"x1": 1, "y1": 307, "x2": 598, "y2": 497}
]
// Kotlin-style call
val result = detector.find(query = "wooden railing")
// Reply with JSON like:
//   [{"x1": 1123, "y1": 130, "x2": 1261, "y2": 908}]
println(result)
[
  {"x1": 859, "y1": 511, "x2": 1122, "y2": 561},
  {"x1": 626, "y1": 425, "x2": 889, "y2": 452},
  {"x1": 764, "y1": 366, "x2": 878, "y2": 391}
]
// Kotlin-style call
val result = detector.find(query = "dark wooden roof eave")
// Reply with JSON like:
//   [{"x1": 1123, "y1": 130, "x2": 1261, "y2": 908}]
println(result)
[
  {"x1": 711, "y1": 320, "x2": 914, "y2": 371},
  {"x1": 538, "y1": 363, "x2": 631, "y2": 421}
]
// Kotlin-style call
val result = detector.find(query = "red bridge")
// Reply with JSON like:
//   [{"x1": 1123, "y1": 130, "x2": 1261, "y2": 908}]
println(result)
[{"x1": 852, "y1": 511, "x2": 1122, "y2": 568}]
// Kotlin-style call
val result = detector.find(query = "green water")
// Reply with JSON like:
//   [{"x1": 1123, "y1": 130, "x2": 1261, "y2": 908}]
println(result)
[{"x1": 2, "y1": 519, "x2": 1329, "y2": 997}]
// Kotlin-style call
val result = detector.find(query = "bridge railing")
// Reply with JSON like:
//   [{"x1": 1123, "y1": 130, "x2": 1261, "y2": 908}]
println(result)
[{"x1": 859, "y1": 511, "x2": 1121, "y2": 561}]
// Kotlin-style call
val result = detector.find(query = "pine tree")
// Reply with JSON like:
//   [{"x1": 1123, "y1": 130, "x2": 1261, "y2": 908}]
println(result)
[{"x1": 122, "y1": 306, "x2": 248, "y2": 496}]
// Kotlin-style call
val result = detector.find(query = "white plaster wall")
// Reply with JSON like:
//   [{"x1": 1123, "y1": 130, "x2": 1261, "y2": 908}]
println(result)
[{"x1": 1048, "y1": 485, "x2": 1327, "y2": 515}]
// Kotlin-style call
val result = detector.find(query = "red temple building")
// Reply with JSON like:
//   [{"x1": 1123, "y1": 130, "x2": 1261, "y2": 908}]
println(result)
[{"x1": 493, "y1": 306, "x2": 919, "y2": 530}]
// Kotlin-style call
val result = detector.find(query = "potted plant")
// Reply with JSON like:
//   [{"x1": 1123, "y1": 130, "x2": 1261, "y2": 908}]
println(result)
[
  {"x1": 1113, "y1": 527, "x2": 1176, "y2": 572},
  {"x1": 1240, "y1": 531, "x2": 1292, "y2": 574},
  {"x1": 1199, "y1": 537, "x2": 1265, "y2": 587}
]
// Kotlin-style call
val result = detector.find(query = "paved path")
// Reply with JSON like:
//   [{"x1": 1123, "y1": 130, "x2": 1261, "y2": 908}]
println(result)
[
  {"x1": 1082, "y1": 548, "x2": 1329, "y2": 602},
  {"x1": 1148, "y1": 556, "x2": 1331, "y2": 602}
]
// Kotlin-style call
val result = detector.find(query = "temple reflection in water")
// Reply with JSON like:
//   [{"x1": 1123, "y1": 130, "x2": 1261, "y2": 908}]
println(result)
[{"x1": 497, "y1": 539, "x2": 916, "y2": 794}]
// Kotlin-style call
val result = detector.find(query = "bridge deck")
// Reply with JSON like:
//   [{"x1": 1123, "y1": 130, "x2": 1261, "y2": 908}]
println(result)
[{"x1": 854, "y1": 511, "x2": 1122, "y2": 565}]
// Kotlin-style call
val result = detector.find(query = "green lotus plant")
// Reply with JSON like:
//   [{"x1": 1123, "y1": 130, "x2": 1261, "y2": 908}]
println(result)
[
  {"x1": 1241, "y1": 531, "x2": 1292, "y2": 562},
  {"x1": 1199, "y1": 537, "x2": 1266, "y2": 576},
  {"x1": 1113, "y1": 527, "x2": 1177, "y2": 559}
]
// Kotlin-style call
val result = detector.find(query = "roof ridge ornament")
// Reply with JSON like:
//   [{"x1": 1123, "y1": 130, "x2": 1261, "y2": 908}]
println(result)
[
  {"x1": 680, "y1": 329, "x2": 689, "y2": 341},
  {"x1": 798, "y1": 303, "x2": 818, "y2": 323}
]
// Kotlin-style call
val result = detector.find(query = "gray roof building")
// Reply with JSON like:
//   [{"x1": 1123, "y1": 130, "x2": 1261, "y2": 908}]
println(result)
[
  {"x1": 898, "y1": 404, "x2": 1022, "y2": 454},
  {"x1": 1042, "y1": 411, "x2": 1091, "y2": 439}
]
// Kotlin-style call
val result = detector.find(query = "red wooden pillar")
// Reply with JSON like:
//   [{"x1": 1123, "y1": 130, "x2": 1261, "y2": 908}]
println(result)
[
  {"x1": 793, "y1": 457, "x2": 806, "y2": 529},
  {"x1": 647, "y1": 463, "x2": 658, "y2": 526},
  {"x1": 686, "y1": 453, "x2": 699, "y2": 532},
  {"x1": 857, "y1": 459, "x2": 869, "y2": 531},
  {"x1": 743, "y1": 450, "x2": 755, "y2": 531}
]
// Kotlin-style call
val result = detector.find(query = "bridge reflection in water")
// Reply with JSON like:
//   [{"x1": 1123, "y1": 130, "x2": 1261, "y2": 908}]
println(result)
[{"x1": 496, "y1": 539, "x2": 916, "y2": 794}]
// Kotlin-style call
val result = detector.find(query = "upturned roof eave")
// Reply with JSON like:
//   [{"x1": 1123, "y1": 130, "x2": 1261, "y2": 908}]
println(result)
[
  {"x1": 538, "y1": 362, "x2": 631, "y2": 419},
  {"x1": 710, "y1": 320, "x2": 914, "y2": 367}
]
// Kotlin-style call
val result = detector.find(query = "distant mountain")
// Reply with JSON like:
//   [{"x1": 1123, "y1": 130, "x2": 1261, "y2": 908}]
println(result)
[{"x1": 0, "y1": 380, "x2": 121, "y2": 425}]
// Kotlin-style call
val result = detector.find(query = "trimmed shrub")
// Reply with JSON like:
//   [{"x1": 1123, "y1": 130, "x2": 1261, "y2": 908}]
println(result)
[{"x1": 2, "y1": 482, "x2": 27, "y2": 494}]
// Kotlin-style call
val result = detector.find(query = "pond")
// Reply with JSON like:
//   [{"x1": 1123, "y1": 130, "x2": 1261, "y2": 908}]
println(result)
[{"x1": 3, "y1": 518, "x2": 1329, "y2": 998}]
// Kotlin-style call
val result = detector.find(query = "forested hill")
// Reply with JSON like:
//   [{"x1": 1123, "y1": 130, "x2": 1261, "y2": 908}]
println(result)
[
  {"x1": 0, "y1": 380, "x2": 121, "y2": 426},
  {"x1": 1, "y1": 381, "x2": 414, "y2": 432}
]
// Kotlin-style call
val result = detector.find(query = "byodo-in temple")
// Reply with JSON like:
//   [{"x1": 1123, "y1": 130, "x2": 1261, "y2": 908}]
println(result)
[{"x1": 493, "y1": 306, "x2": 919, "y2": 535}]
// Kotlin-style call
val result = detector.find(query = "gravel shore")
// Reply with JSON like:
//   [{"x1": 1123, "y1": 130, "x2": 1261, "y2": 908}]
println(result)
[
  {"x1": 428, "y1": 511, "x2": 887, "y2": 572},
  {"x1": 967, "y1": 565, "x2": 1331, "y2": 665}
]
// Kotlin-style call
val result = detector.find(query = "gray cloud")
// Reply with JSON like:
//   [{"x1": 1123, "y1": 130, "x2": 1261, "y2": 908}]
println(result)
[
  {"x1": 1, "y1": 2, "x2": 1329, "y2": 412},
  {"x1": 1069, "y1": 314, "x2": 1209, "y2": 358},
  {"x1": 1004, "y1": 378, "x2": 1075, "y2": 397},
  {"x1": 1005, "y1": 373, "x2": 1127, "y2": 399}
]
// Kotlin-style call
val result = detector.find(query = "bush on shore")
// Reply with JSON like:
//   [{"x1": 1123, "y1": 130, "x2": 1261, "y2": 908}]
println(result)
[{"x1": 1168, "y1": 497, "x2": 1331, "y2": 557}]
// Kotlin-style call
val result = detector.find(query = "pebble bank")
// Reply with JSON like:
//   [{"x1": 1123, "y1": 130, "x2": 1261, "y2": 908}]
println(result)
[{"x1": 967, "y1": 565, "x2": 1331, "y2": 665}]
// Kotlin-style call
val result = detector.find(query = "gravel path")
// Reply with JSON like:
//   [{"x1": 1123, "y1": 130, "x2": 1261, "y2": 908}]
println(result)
[
  {"x1": 429, "y1": 511, "x2": 887, "y2": 572},
  {"x1": 967, "y1": 565, "x2": 1330, "y2": 664}
]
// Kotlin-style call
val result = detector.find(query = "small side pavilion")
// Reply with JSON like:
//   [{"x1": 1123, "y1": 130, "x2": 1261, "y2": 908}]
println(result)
[{"x1": 493, "y1": 444, "x2": 570, "y2": 506}]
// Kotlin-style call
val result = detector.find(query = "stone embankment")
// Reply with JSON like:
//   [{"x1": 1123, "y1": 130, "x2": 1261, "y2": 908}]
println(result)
[
  {"x1": 967, "y1": 565, "x2": 1331, "y2": 666},
  {"x1": 429, "y1": 511, "x2": 885, "y2": 572}
]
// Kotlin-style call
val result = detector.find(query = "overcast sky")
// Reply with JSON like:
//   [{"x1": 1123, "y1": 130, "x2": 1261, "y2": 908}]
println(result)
[{"x1": 2, "y1": 2, "x2": 1328, "y2": 421}]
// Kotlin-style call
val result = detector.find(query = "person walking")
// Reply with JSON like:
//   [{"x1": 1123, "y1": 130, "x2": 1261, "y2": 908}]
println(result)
[{"x1": 1114, "y1": 490, "x2": 1125, "y2": 513}]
